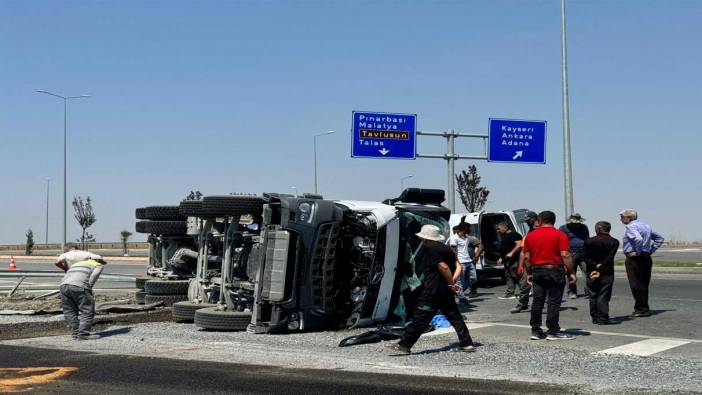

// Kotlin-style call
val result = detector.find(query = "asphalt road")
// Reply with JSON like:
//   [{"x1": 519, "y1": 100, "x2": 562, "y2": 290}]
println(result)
[
  {"x1": 0, "y1": 345, "x2": 565, "y2": 394},
  {"x1": 617, "y1": 247, "x2": 702, "y2": 263},
  {"x1": 3, "y1": 271, "x2": 702, "y2": 393}
]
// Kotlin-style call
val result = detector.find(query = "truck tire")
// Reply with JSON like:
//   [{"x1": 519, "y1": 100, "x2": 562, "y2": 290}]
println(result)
[
  {"x1": 194, "y1": 307, "x2": 252, "y2": 331},
  {"x1": 144, "y1": 279, "x2": 190, "y2": 295},
  {"x1": 135, "y1": 207, "x2": 148, "y2": 220},
  {"x1": 201, "y1": 195, "x2": 264, "y2": 217},
  {"x1": 135, "y1": 221, "x2": 149, "y2": 234},
  {"x1": 144, "y1": 221, "x2": 187, "y2": 235},
  {"x1": 179, "y1": 200, "x2": 203, "y2": 217},
  {"x1": 145, "y1": 206, "x2": 186, "y2": 221},
  {"x1": 135, "y1": 290, "x2": 146, "y2": 304},
  {"x1": 135, "y1": 277, "x2": 150, "y2": 290},
  {"x1": 172, "y1": 301, "x2": 216, "y2": 323},
  {"x1": 145, "y1": 294, "x2": 187, "y2": 307}
]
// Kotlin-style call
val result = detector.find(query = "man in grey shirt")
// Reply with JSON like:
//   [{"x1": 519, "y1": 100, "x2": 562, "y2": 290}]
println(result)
[{"x1": 55, "y1": 243, "x2": 107, "y2": 339}]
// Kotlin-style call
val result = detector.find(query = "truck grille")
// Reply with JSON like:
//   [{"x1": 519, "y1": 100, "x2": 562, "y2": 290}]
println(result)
[{"x1": 311, "y1": 223, "x2": 340, "y2": 312}]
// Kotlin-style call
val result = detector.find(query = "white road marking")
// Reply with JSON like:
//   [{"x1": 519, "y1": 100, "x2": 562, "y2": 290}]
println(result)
[
  {"x1": 595, "y1": 339, "x2": 690, "y2": 356},
  {"x1": 423, "y1": 323, "x2": 494, "y2": 337}
]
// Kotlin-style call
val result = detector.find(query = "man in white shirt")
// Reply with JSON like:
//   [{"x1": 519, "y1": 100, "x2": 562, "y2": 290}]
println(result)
[
  {"x1": 448, "y1": 222, "x2": 483, "y2": 300},
  {"x1": 55, "y1": 243, "x2": 107, "y2": 340}
]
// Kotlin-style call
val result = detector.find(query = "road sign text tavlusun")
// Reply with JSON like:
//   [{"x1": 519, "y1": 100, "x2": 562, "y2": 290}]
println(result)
[
  {"x1": 488, "y1": 118, "x2": 547, "y2": 164},
  {"x1": 351, "y1": 111, "x2": 417, "y2": 160}
]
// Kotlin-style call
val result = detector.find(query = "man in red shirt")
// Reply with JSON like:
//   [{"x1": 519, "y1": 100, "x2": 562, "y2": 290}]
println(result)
[{"x1": 522, "y1": 211, "x2": 576, "y2": 340}]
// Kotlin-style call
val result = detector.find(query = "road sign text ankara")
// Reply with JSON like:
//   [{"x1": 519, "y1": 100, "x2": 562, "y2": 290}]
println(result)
[
  {"x1": 488, "y1": 118, "x2": 547, "y2": 164},
  {"x1": 351, "y1": 111, "x2": 417, "y2": 159}
]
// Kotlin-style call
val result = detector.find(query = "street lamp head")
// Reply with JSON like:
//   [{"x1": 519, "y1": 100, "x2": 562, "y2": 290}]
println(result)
[
  {"x1": 79, "y1": 95, "x2": 91, "y2": 98},
  {"x1": 326, "y1": 130, "x2": 335, "y2": 134}
]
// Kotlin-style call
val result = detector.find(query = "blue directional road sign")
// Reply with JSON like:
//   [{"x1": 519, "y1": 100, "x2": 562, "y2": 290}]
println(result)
[
  {"x1": 351, "y1": 111, "x2": 417, "y2": 160},
  {"x1": 488, "y1": 118, "x2": 547, "y2": 164}
]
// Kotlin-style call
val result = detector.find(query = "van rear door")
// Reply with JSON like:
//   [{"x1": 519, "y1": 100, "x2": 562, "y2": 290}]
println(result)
[{"x1": 510, "y1": 209, "x2": 531, "y2": 236}]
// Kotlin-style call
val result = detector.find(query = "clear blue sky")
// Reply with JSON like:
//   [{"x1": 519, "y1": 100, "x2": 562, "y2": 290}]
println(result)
[{"x1": 1, "y1": 1, "x2": 700, "y2": 244}]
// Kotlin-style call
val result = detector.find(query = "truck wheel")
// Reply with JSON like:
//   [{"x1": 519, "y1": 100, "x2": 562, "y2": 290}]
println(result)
[
  {"x1": 135, "y1": 277, "x2": 150, "y2": 290},
  {"x1": 144, "y1": 294, "x2": 187, "y2": 307},
  {"x1": 179, "y1": 200, "x2": 203, "y2": 217},
  {"x1": 144, "y1": 279, "x2": 190, "y2": 295},
  {"x1": 144, "y1": 220, "x2": 187, "y2": 235},
  {"x1": 201, "y1": 195, "x2": 265, "y2": 217},
  {"x1": 135, "y1": 290, "x2": 146, "y2": 304},
  {"x1": 135, "y1": 221, "x2": 150, "y2": 234},
  {"x1": 173, "y1": 301, "x2": 216, "y2": 323},
  {"x1": 194, "y1": 307, "x2": 252, "y2": 331},
  {"x1": 135, "y1": 207, "x2": 148, "y2": 220},
  {"x1": 145, "y1": 206, "x2": 186, "y2": 221}
]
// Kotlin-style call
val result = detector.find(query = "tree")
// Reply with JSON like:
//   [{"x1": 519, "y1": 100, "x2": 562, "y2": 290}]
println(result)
[
  {"x1": 73, "y1": 196, "x2": 97, "y2": 249},
  {"x1": 120, "y1": 229, "x2": 133, "y2": 256},
  {"x1": 25, "y1": 229, "x2": 35, "y2": 255},
  {"x1": 455, "y1": 165, "x2": 490, "y2": 213}
]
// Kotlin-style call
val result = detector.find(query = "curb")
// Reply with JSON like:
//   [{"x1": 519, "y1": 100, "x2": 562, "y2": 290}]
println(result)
[{"x1": 614, "y1": 266, "x2": 702, "y2": 275}]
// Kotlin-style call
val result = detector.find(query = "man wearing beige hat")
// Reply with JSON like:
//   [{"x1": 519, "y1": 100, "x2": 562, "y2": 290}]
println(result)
[{"x1": 386, "y1": 224, "x2": 476, "y2": 354}]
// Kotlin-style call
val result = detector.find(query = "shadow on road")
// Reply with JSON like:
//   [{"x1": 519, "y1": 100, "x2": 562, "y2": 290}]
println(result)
[{"x1": 96, "y1": 327, "x2": 132, "y2": 338}]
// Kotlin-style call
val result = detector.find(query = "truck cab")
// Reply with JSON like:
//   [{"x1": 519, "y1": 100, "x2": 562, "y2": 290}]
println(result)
[{"x1": 217, "y1": 188, "x2": 451, "y2": 333}]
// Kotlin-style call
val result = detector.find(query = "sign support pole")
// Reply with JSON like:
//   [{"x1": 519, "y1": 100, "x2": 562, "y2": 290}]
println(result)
[{"x1": 417, "y1": 131, "x2": 488, "y2": 213}]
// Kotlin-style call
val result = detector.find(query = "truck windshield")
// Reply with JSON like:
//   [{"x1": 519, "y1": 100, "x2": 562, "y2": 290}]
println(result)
[{"x1": 391, "y1": 210, "x2": 450, "y2": 322}]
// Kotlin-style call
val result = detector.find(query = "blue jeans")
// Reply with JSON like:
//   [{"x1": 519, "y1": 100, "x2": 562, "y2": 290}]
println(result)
[{"x1": 459, "y1": 261, "x2": 477, "y2": 293}]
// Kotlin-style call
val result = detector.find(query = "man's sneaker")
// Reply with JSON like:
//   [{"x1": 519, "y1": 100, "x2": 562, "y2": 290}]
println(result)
[
  {"x1": 498, "y1": 295, "x2": 516, "y2": 300},
  {"x1": 74, "y1": 334, "x2": 100, "y2": 341},
  {"x1": 510, "y1": 305, "x2": 528, "y2": 314},
  {"x1": 384, "y1": 342, "x2": 411, "y2": 355},
  {"x1": 453, "y1": 344, "x2": 476, "y2": 353},
  {"x1": 468, "y1": 291, "x2": 478, "y2": 298},
  {"x1": 530, "y1": 330, "x2": 546, "y2": 340},
  {"x1": 568, "y1": 292, "x2": 577, "y2": 299},
  {"x1": 546, "y1": 332, "x2": 575, "y2": 341}
]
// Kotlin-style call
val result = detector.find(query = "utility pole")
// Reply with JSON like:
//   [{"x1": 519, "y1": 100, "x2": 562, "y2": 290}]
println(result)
[
  {"x1": 36, "y1": 90, "x2": 90, "y2": 252},
  {"x1": 561, "y1": 0, "x2": 575, "y2": 218},
  {"x1": 45, "y1": 178, "x2": 50, "y2": 244},
  {"x1": 400, "y1": 175, "x2": 413, "y2": 192}
]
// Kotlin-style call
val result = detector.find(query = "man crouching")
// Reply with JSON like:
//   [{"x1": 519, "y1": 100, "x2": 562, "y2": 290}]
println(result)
[{"x1": 55, "y1": 243, "x2": 107, "y2": 340}]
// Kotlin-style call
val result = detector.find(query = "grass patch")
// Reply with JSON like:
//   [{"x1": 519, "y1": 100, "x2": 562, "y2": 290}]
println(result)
[{"x1": 614, "y1": 261, "x2": 702, "y2": 268}]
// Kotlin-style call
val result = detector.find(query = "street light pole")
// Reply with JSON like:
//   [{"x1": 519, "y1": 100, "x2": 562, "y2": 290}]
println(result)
[
  {"x1": 313, "y1": 131, "x2": 335, "y2": 194},
  {"x1": 560, "y1": 0, "x2": 575, "y2": 218},
  {"x1": 36, "y1": 90, "x2": 90, "y2": 252},
  {"x1": 45, "y1": 178, "x2": 50, "y2": 244},
  {"x1": 290, "y1": 186, "x2": 298, "y2": 197},
  {"x1": 400, "y1": 174, "x2": 413, "y2": 193}
]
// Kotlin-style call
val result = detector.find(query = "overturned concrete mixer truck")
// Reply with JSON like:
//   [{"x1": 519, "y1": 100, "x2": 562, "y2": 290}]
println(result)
[{"x1": 135, "y1": 188, "x2": 451, "y2": 333}]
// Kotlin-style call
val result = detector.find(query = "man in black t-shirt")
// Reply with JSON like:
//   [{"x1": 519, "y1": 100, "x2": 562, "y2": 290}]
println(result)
[
  {"x1": 584, "y1": 221, "x2": 620, "y2": 325},
  {"x1": 386, "y1": 225, "x2": 476, "y2": 354},
  {"x1": 496, "y1": 222, "x2": 523, "y2": 299}
]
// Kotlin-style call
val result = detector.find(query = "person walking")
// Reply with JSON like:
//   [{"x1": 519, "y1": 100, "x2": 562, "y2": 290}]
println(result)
[
  {"x1": 448, "y1": 222, "x2": 482, "y2": 300},
  {"x1": 386, "y1": 224, "x2": 476, "y2": 354},
  {"x1": 496, "y1": 223, "x2": 522, "y2": 300},
  {"x1": 55, "y1": 243, "x2": 107, "y2": 340},
  {"x1": 512, "y1": 210, "x2": 539, "y2": 314},
  {"x1": 619, "y1": 209, "x2": 665, "y2": 318},
  {"x1": 522, "y1": 211, "x2": 575, "y2": 340},
  {"x1": 559, "y1": 213, "x2": 590, "y2": 299},
  {"x1": 583, "y1": 221, "x2": 620, "y2": 325}
]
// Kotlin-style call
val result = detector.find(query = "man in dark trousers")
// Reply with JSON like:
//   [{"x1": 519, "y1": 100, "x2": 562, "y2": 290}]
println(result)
[
  {"x1": 559, "y1": 213, "x2": 590, "y2": 299},
  {"x1": 496, "y1": 222, "x2": 523, "y2": 299},
  {"x1": 619, "y1": 209, "x2": 665, "y2": 318},
  {"x1": 584, "y1": 221, "x2": 620, "y2": 325},
  {"x1": 522, "y1": 211, "x2": 576, "y2": 340},
  {"x1": 386, "y1": 224, "x2": 476, "y2": 354}
]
